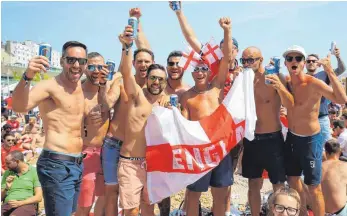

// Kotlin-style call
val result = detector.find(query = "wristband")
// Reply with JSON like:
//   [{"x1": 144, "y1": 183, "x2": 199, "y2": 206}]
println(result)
[{"x1": 22, "y1": 72, "x2": 33, "y2": 82}]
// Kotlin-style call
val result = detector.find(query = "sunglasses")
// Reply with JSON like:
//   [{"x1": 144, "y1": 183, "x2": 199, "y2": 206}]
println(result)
[
  {"x1": 193, "y1": 66, "x2": 209, "y2": 72},
  {"x1": 148, "y1": 75, "x2": 166, "y2": 83},
  {"x1": 274, "y1": 204, "x2": 298, "y2": 216},
  {"x1": 285, "y1": 56, "x2": 304, "y2": 63},
  {"x1": 306, "y1": 60, "x2": 317, "y2": 64},
  {"x1": 63, "y1": 56, "x2": 88, "y2": 65},
  {"x1": 87, "y1": 64, "x2": 103, "y2": 71},
  {"x1": 240, "y1": 58, "x2": 260, "y2": 65},
  {"x1": 6, "y1": 139, "x2": 15, "y2": 142},
  {"x1": 168, "y1": 62, "x2": 179, "y2": 67}
]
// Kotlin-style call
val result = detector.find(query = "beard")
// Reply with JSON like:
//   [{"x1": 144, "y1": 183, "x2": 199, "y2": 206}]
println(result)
[
  {"x1": 147, "y1": 84, "x2": 164, "y2": 95},
  {"x1": 66, "y1": 68, "x2": 82, "y2": 83},
  {"x1": 168, "y1": 71, "x2": 184, "y2": 80},
  {"x1": 87, "y1": 74, "x2": 99, "y2": 86}
]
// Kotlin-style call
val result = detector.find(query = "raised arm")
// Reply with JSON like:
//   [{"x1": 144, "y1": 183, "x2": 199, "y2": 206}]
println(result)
[
  {"x1": 12, "y1": 56, "x2": 50, "y2": 113},
  {"x1": 130, "y1": 8, "x2": 151, "y2": 50},
  {"x1": 316, "y1": 54, "x2": 347, "y2": 104},
  {"x1": 213, "y1": 17, "x2": 232, "y2": 88},
  {"x1": 119, "y1": 26, "x2": 139, "y2": 100},
  {"x1": 97, "y1": 72, "x2": 121, "y2": 112},
  {"x1": 170, "y1": 1, "x2": 202, "y2": 53},
  {"x1": 333, "y1": 47, "x2": 346, "y2": 75}
]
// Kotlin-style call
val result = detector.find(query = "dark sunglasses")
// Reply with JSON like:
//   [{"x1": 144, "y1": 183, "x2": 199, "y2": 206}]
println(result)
[
  {"x1": 285, "y1": 56, "x2": 304, "y2": 63},
  {"x1": 63, "y1": 56, "x2": 88, "y2": 65},
  {"x1": 168, "y1": 62, "x2": 179, "y2": 67},
  {"x1": 240, "y1": 57, "x2": 260, "y2": 65},
  {"x1": 87, "y1": 64, "x2": 103, "y2": 71},
  {"x1": 306, "y1": 60, "x2": 317, "y2": 64},
  {"x1": 193, "y1": 66, "x2": 209, "y2": 72},
  {"x1": 6, "y1": 139, "x2": 15, "y2": 142},
  {"x1": 149, "y1": 75, "x2": 166, "y2": 83},
  {"x1": 274, "y1": 204, "x2": 298, "y2": 216}
]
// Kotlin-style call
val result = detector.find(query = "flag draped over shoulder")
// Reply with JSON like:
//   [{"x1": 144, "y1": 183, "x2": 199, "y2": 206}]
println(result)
[{"x1": 145, "y1": 68, "x2": 257, "y2": 204}]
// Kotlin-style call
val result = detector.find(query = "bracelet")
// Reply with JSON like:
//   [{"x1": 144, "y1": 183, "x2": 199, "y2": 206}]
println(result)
[{"x1": 22, "y1": 72, "x2": 33, "y2": 82}]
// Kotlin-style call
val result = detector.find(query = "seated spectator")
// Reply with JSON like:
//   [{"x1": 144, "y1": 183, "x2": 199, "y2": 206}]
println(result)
[
  {"x1": 22, "y1": 117, "x2": 39, "y2": 136},
  {"x1": 1, "y1": 115, "x2": 8, "y2": 127},
  {"x1": 6, "y1": 115, "x2": 19, "y2": 131},
  {"x1": 332, "y1": 120, "x2": 347, "y2": 157},
  {"x1": 1, "y1": 150, "x2": 42, "y2": 216},
  {"x1": 1, "y1": 124, "x2": 12, "y2": 142},
  {"x1": 1, "y1": 133, "x2": 25, "y2": 174}
]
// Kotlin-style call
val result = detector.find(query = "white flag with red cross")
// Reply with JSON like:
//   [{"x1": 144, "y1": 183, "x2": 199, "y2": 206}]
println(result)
[
  {"x1": 178, "y1": 46, "x2": 202, "y2": 71},
  {"x1": 201, "y1": 38, "x2": 224, "y2": 65}
]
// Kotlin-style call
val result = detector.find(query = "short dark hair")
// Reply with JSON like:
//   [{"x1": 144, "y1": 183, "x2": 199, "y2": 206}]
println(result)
[
  {"x1": 342, "y1": 113, "x2": 347, "y2": 120},
  {"x1": 333, "y1": 120, "x2": 344, "y2": 129},
  {"x1": 134, "y1": 48, "x2": 154, "y2": 61},
  {"x1": 62, "y1": 41, "x2": 88, "y2": 57},
  {"x1": 3, "y1": 132, "x2": 15, "y2": 140},
  {"x1": 87, "y1": 52, "x2": 103, "y2": 59},
  {"x1": 146, "y1": 64, "x2": 166, "y2": 77},
  {"x1": 325, "y1": 139, "x2": 341, "y2": 155},
  {"x1": 8, "y1": 150, "x2": 24, "y2": 162},
  {"x1": 2, "y1": 124, "x2": 12, "y2": 131},
  {"x1": 307, "y1": 54, "x2": 319, "y2": 60},
  {"x1": 167, "y1": 51, "x2": 182, "y2": 63}
]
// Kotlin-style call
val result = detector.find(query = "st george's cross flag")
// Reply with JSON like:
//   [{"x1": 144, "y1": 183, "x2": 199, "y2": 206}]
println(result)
[
  {"x1": 201, "y1": 38, "x2": 224, "y2": 65},
  {"x1": 145, "y1": 68, "x2": 257, "y2": 204},
  {"x1": 178, "y1": 45, "x2": 202, "y2": 71}
]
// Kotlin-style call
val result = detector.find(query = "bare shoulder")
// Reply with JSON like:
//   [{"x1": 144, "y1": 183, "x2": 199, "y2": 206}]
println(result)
[
  {"x1": 112, "y1": 73, "x2": 123, "y2": 83},
  {"x1": 339, "y1": 161, "x2": 347, "y2": 177},
  {"x1": 180, "y1": 88, "x2": 194, "y2": 103}
]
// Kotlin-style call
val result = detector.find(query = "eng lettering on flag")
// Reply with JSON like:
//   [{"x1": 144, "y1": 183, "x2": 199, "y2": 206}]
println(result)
[
  {"x1": 178, "y1": 46, "x2": 201, "y2": 71},
  {"x1": 201, "y1": 38, "x2": 224, "y2": 65}
]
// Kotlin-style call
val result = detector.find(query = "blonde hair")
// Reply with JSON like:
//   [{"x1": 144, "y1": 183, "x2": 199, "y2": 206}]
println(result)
[{"x1": 267, "y1": 187, "x2": 301, "y2": 216}]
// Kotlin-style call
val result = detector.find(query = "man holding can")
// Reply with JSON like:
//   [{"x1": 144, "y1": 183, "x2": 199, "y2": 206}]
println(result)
[
  {"x1": 283, "y1": 45, "x2": 347, "y2": 216},
  {"x1": 76, "y1": 52, "x2": 122, "y2": 216},
  {"x1": 12, "y1": 41, "x2": 89, "y2": 216},
  {"x1": 239, "y1": 46, "x2": 293, "y2": 216},
  {"x1": 305, "y1": 48, "x2": 346, "y2": 145}
]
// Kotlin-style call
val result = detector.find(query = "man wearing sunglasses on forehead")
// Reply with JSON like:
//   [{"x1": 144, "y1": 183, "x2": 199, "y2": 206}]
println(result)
[
  {"x1": 179, "y1": 17, "x2": 232, "y2": 216},
  {"x1": 12, "y1": 41, "x2": 91, "y2": 216},
  {"x1": 76, "y1": 52, "x2": 122, "y2": 216},
  {"x1": 240, "y1": 46, "x2": 294, "y2": 216},
  {"x1": 283, "y1": 45, "x2": 347, "y2": 216},
  {"x1": 305, "y1": 50, "x2": 346, "y2": 148}
]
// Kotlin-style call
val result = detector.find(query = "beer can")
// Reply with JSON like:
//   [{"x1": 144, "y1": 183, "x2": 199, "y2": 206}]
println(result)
[
  {"x1": 331, "y1": 41, "x2": 336, "y2": 55},
  {"x1": 264, "y1": 65, "x2": 277, "y2": 85},
  {"x1": 170, "y1": 94, "x2": 178, "y2": 107},
  {"x1": 272, "y1": 56, "x2": 281, "y2": 73},
  {"x1": 39, "y1": 43, "x2": 52, "y2": 70},
  {"x1": 171, "y1": 1, "x2": 181, "y2": 11},
  {"x1": 128, "y1": 17, "x2": 138, "y2": 39},
  {"x1": 106, "y1": 60, "x2": 116, "y2": 81}
]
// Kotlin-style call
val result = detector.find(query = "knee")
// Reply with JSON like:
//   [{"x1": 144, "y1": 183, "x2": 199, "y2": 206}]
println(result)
[
  {"x1": 307, "y1": 184, "x2": 322, "y2": 195},
  {"x1": 186, "y1": 190, "x2": 201, "y2": 202},
  {"x1": 248, "y1": 179, "x2": 263, "y2": 192},
  {"x1": 287, "y1": 176, "x2": 301, "y2": 188},
  {"x1": 124, "y1": 208, "x2": 139, "y2": 216},
  {"x1": 105, "y1": 185, "x2": 119, "y2": 197}
]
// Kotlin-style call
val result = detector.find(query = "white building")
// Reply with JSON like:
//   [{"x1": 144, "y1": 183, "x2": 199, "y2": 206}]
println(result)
[{"x1": 4, "y1": 40, "x2": 62, "y2": 70}]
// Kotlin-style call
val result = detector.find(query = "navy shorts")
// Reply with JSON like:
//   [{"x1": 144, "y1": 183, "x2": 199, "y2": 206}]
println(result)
[
  {"x1": 101, "y1": 136, "x2": 122, "y2": 185},
  {"x1": 187, "y1": 153, "x2": 233, "y2": 192},
  {"x1": 284, "y1": 131, "x2": 323, "y2": 185},
  {"x1": 242, "y1": 131, "x2": 286, "y2": 184}
]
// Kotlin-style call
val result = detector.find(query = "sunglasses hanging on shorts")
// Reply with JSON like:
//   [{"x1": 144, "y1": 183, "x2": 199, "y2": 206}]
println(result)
[
  {"x1": 285, "y1": 56, "x2": 304, "y2": 63},
  {"x1": 87, "y1": 65, "x2": 103, "y2": 71},
  {"x1": 239, "y1": 57, "x2": 260, "y2": 65},
  {"x1": 63, "y1": 56, "x2": 88, "y2": 65}
]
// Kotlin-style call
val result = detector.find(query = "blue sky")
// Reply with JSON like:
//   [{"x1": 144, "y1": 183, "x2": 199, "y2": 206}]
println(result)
[{"x1": 2, "y1": 1, "x2": 347, "y2": 85}]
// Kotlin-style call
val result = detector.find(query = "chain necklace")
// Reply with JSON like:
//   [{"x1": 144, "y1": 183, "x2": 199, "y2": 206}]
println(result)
[{"x1": 192, "y1": 84, "x2": 211, "y2": 94}]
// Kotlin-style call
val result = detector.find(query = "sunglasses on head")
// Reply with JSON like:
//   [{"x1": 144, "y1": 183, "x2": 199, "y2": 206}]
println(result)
[
  {"x1": 63, "y1": 56, "x2": 88, "y2": 65},
  {"x1": 285, "y1": 56, "x2": 304, "y2": 63},
  {"x1": 193, "y1": 66, "x2": 209, "y2": 72},
  {"x1": 87, "y1": 64, "x2": 103, "y2": 71},
  {"x1": 306, "y1": 60, "x2": 317, "y2": 64},
  {"x1": 240, "y1": 57, "x2": 260, "y2": 65},
  {"x1": 168, "y1": 62, "x2": 179, "y2": 67},
  {"x1": 148, "y1": 75, "x2": 166, "y2": 83}
]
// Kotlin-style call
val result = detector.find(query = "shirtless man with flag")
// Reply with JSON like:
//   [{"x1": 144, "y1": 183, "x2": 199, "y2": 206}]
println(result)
[{"x1": 179, "y1": 17, "x2": 232, "y2": 216}]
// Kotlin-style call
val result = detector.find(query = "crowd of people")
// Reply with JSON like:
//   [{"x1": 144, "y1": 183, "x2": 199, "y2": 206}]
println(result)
[{"x1": 1, "y1": 2, "x2": 347, "y2": 216}]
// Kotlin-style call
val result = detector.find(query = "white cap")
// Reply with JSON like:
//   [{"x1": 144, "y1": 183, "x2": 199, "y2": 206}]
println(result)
[{"x1": 282, "y1": 45, "x2": 307, "y2": 58}]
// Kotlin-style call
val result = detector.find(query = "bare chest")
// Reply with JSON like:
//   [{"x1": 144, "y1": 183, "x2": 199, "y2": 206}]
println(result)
[{"x1": 254, "y1": 78, "x2": 278, "y2": 104}]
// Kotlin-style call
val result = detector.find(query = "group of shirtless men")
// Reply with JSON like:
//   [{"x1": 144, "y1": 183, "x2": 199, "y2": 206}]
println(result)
[{"x1": 11, "y1": 3, "x2": 347, "y2": 216}]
